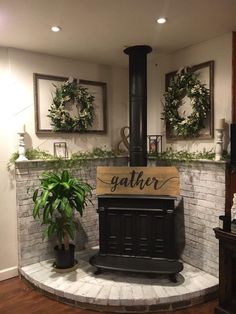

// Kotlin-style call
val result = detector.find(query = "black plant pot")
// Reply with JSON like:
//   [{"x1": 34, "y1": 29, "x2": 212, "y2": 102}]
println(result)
[{"x1": 54, "y1": 244, "x2": 75, "y2": 269}]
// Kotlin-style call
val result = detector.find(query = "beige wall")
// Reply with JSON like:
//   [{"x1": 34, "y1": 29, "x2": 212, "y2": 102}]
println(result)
[
  {"x1": 0, "y1": 32, "x2": 233, "y2": 279},
  {"x1": 8, "y1": 48, "x2": 128, "y2": 153},
  {"x1": 0, "y1": 47, "x2": 128, "y2": 279},
  {"x1": 148, "y1": 33, "x2": 232, "y2": 152},
  {"x1": 147, "y1": 53, "x2": 171, "y2": 136}
]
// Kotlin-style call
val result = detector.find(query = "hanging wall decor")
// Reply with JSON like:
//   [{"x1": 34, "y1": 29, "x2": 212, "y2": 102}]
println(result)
[
  {"x1": 79, "y1": 79, "x2": 107, "y2": 133},
  {"x1": 48, "y1": 80, "x2": 94, "y2": 132},
  {"x1": 163, "y1": 61, "x2": 214, "y2": 140},
  {"x1": 33, "y1": 73, "x2": 107, "y2": 134}
]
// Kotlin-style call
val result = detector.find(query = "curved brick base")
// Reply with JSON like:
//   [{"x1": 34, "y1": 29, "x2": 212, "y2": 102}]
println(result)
[{"x1": 20, "y1": 248, "x2": 218, "y2": 313}]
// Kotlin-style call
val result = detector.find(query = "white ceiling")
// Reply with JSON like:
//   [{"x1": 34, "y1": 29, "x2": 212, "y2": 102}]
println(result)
[{"x1": 1, "y1": 0, "x2": 236, "y2": 66}]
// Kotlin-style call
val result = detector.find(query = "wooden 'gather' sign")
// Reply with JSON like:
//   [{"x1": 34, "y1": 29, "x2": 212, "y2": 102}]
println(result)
[{"x1": 96, "y1": 167, "x2": 179, "y2": 196}]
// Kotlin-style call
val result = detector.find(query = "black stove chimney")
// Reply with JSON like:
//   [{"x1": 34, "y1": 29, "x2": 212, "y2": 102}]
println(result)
[{"x1": 124, "y1": 45, "x2": 152, "y2": 166}]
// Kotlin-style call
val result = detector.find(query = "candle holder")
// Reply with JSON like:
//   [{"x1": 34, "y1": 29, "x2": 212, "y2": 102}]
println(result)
[
  {"x1": 53, "y1": 142, "x2": 68, "y2": 158},
  {"x1": 147, "y1": 135, "x2": 162, "y2": 155},
  {"x1": 16, "y1": 132, "x2": 28, "y2": 161},
  {"x1": 215, "y1": 129, "x2": 223, "y2": 161}
]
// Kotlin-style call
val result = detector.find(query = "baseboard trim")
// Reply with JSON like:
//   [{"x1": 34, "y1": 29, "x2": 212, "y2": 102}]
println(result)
[{"x1": 0, "y1": 266, "x2": 18, "y2": 281}]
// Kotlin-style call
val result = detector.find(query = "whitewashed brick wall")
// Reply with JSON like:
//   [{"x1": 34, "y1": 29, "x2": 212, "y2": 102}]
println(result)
[
  {"x1": 15, "y1": 157, "x2": 128, "y2": 267},
  {"x1": 152, "y1": 159, "x2": 227, "y2": 277},
  {"x1": 16, "y1": 158, "x2": 227, "y2": 277}
]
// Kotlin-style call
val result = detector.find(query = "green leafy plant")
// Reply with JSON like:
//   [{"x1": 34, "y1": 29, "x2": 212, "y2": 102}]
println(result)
[
  {"x1": 24, "y1": 148, "x2": 55, "y2": 160},
  {"x1": 151, "y1": 147, "x2": 229, "y2": 161},
  {"x1": 71, "y1": 146, "x2": 117, "y2": 160},
  {"x1": 8, "y1": 146, "x2": 118, "y2": 171},
  {"x1": 7, "y1": 149, "x2": 56, "y2": 171},
  {"x1": 32, "y1": 169, "x2": 93, "y2": 250}
]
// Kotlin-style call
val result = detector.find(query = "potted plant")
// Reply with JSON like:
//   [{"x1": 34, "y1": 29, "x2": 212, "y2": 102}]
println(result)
[{"x1": 32, "y1": 169, "x2": 92, "y2": 269}]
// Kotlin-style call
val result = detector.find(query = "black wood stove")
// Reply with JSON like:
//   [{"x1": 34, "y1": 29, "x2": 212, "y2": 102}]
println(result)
[
  {"x1": 90, "y1": 45, "x2": 183, "y2": 281},
  {"x1": 90, "y1": 194, "x2": 182, "y2": 281}
]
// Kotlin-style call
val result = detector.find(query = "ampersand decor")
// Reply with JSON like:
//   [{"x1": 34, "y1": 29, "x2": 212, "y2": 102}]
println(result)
[{"x1": 117, "y1": 126, "x2": 130, "y2": 153}]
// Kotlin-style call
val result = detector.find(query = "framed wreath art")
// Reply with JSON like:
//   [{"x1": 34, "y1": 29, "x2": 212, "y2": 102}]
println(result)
[
  {"x1": 34, "y1": 73, "x2": 107, "y2": 133},
  {"x1": 48, "y1": 79, "x2": 95, "y2": 132},
  {"x1": 163, "y1": 61, "x2": 214, "y2": 139}
]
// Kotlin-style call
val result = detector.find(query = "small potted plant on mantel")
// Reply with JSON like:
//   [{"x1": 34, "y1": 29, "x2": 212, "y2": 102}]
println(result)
[{"x1": 32, "y1": 169, "x2": 92, "y2": 269}]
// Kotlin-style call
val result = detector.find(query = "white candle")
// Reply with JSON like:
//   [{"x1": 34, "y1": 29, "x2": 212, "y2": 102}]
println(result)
[{"x1": 216, "y1": 118, "x2": 225, "y2": 130}]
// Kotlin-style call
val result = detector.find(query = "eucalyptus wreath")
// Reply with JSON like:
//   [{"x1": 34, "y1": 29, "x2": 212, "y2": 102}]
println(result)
[
  {"x1": 163, "y1": 67, "x2": 210, "y2": 137},
  {"x1": 48, "y1": 80, "x2": 95, "y2": 132}
]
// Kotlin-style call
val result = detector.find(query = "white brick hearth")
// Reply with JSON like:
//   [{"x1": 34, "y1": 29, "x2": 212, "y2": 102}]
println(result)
[{"x1": 20, "y1": 247, "x2": 218, "y2": 312}]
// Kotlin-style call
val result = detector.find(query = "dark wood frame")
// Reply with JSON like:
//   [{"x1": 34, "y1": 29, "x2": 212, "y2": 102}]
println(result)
[
  {"x1": 165, "y1": 60, "x2": 214, "y2": 140},
  {"x1": 53, "y1": 142, "x2": 68, "y2": 158},
  {"x1": 232, "y1": 32, "x2": 236, "y2": 123},
  {"x1": 79, "y1": 79, "x2": 107, "y2": 133},
  {"x1": 147, "y1": 135, "x2": 162, "y2": 154},
  {"x1": 214, "y1": 228, "x2": 236, "y2": 314},
  {"x1": 33, "y1": 73, "x2": 107, "y2": 134},
  {"x1": 33, "y1": 73, "x2": 69, "y2": 134}
]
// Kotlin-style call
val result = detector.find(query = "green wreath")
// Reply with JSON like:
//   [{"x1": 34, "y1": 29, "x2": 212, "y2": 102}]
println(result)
[
  {"x1": 163, "y1": 68, "x2": 210, "y2": 137},
  {"x1": 48, "y1": 80, "x2": 95, "y2": 132}
]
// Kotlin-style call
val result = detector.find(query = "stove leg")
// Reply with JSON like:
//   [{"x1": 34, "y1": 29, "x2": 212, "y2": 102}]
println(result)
[
  {"x1": 169, "y1": 274, "x2": 177, "y2": 283},
  {"x1": 94, "y1": 268, "x2": 103, "y2": 275}
]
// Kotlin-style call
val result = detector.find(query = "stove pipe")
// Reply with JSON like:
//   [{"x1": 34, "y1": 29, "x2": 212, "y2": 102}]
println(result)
[{"x1": 124, "y1": 45, "x2": 152, "y2": 166}]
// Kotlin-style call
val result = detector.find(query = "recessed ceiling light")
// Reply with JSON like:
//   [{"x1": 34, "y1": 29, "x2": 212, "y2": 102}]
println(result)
[
  {"x1": 157, "y1": 17, "x2": 167, "y2": 24},
  {"x1": 51, "y1": 26, "x2": 61, "y2": 32}
]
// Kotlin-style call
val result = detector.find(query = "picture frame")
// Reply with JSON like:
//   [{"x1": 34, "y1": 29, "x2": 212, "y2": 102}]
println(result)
[
  {"x1": 79, "y1": 79, "x2": 107, "y2": 133},
  {"x1": 33, "y1": 73, "x2": 70, "y2": 133},
  {"x1": 165, "y1": 60, "x2": 214, "y2": 140},
  {"x1": 147, "y1": 135, "x2": 162, "y2": 155},
  {"x1": 53, "y1": 142, "x2": 68, "y2": 158},
  {"x1": 33, "y1": 74, "x2": 107, "y2": 134}
]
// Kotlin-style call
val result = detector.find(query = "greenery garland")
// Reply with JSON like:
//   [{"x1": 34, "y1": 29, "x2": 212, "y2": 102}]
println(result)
[
  {"x1": 163, "y1": 67, "x2": 210, "y2": 137},
  {"x1": 9, "y1": 147, "x2": 229, "y2": 171},
  {"x1": 8, "y1": 147, "x2": 118, "y2": 171},
  {"x1": 48, "y1": 80, "x2": 95, "y2": 132}
]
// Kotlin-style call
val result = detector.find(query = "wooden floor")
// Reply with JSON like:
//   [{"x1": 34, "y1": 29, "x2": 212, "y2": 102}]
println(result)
[{"x1": 0, "y1": 277, "x2": 217, "y2": 314}]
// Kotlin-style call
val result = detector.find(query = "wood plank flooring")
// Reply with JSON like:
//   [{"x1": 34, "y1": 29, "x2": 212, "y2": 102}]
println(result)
[{"x1": 0, "y1": 277, "x2": 217, "y2": 314}]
